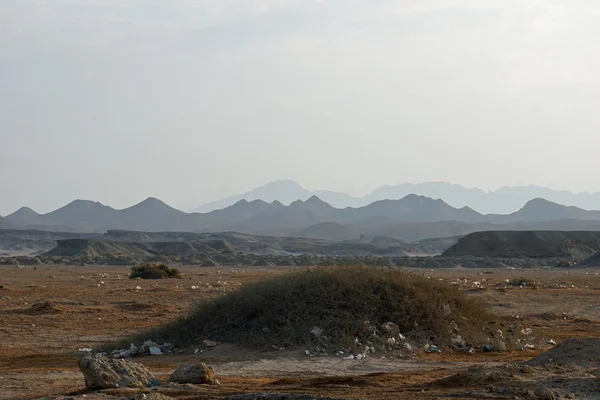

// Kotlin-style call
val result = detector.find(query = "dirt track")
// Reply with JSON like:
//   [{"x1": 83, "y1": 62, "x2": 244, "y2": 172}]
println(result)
[{"x1": 2, "y1": 265, "x2": 600, "y2": 399}]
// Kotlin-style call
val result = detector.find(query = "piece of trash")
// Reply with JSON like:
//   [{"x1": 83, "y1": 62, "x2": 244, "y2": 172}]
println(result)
[
  {"x1": 483, "y1": 344, "x2": 493, "y2": 352},
  {"x1": 135, "y1": 286, "x2": 142, "y2": 290},
  {"x1": 521, "y1": 328, "x2": 532, "y2": 335},
  {"x1": 343, "y1": 355, "x2": 355, "y2": 360},
  {"x1": 194, "y1": 348, "x2": 200, "y2": 354},
  {"x1": 311, "y1": 326, "x2": 324, "y2": 337},
  {"x1": 149, "y1": 346, "x2": 163, "y2": 356},
  {"x1": 387, "y1": 337, "x2": 396, "y2": 346},
  {"x1": 355, "y1": 353, "x2": 365, "y2": 360},
  {"x1": 521, "y1": 344, "x2": 536, "y2": 351},
  {"x1": 424, "y1": 344, "x2": 441, "y2": 353},
  {"x1": 78, "y1": 348, "x2": 93, "y2": 353},
  {"x1": 404, "y1": 343, "x2": 413, "y2": 351},
  {"x1": 203, "y1": 340, "x2": 219, "y2": 348},
  {"x1": 305, "y1": 350, "x2": 310, "y2": 355},
  {"x1": 547, "y1": 339, "x2": 557, "y2": 346}
]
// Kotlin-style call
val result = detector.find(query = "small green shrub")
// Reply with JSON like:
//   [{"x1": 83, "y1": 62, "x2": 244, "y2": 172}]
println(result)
[{"x1": 129, "y1": 263, "x2": 181, "y2": 280}]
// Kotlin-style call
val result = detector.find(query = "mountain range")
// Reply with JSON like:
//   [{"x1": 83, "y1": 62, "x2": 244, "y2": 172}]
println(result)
[
  {"x1": 6, "y1": 194, "x2": 600, "y2": 242},
  {"x1": 193, "y1": 180, "x2": 600, "y2": 215}
]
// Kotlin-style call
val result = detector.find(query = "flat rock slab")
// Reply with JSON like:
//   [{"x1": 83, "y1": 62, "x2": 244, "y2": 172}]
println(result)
[{"x1": 78, "y1": 354, "x2": 159, "y2": 390}]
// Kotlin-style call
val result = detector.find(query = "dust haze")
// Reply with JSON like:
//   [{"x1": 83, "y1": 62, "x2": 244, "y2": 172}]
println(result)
[{"x1": 2, "y1": 1, "x2": 600, "y2": 214}]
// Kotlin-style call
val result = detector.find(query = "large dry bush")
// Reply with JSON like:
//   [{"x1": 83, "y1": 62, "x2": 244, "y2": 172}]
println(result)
[
  {"x1": 129, "y1": 263, "x2": 181, "y2": 280},
  {"x1": 128, "y1": 266, "x2": 495, "y2": 349}
]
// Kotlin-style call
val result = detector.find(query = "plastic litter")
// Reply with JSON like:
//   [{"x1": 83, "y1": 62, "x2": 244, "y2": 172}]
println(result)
[{"x1": 424, "y1": 344, "x2": 441, "y2": 353}]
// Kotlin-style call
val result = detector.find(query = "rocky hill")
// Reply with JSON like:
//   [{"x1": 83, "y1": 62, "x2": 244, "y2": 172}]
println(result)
[
  {"x1": 0, "y1": 229, "x2": 102, "y2": 256},
  {"x1": 35, "y1": 229, "x2": 462, "y2": 264},
  {"x1": 193, "y1": 180, "x2": 600, "y2": 215},
  {"x1": 443, "y1": 231, "x2": 600, "y2": 261},
  {"x1": 8, "y1": 196, "x2": 600, "y2": 241}
]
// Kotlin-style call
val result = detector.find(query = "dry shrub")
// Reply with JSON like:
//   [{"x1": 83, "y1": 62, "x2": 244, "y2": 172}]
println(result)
[
  {"x1": 129, "y1": 263, "x2": 181, "y2": 280},
  {"x1": 132, "y1": 266, "x2": 495, "y2": 350},
  {"x1": 508, "y1": 278, "x2": 537, "y2": 288}
]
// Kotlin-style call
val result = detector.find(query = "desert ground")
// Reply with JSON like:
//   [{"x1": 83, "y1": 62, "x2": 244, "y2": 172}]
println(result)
[{"x1": 2, "y1": 265, "x2": 600, "y2": 400}]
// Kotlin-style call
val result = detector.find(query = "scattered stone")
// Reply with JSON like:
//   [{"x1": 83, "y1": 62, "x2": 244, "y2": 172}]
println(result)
[
  {"x1": 203, "y1": 340, "x2": 219, "y2": 348},
  {"x1": 77, "y1": 353, "x2": 158, "y2": 389},
  {"x1": 216, "y1": 394, "x2": 341, "y2": 400},
  {"x1": 534, "y1": 385, "x2": 555, "y2": 400},
  {"x1": 168, "y1": 362, "x2": 219, "y2": 385},
  {"x1": 121, "y1": 394, "x2": 174, "y2": 400},
  {"x1": 520, "y1": 365, "x2": 533, "y2": 374},
  {"x1": 494, "y1": 340, "x2": 507, "y2": 352},
  {"x1": 521, "y1": 328, "x2": 533, "y2": 336}
]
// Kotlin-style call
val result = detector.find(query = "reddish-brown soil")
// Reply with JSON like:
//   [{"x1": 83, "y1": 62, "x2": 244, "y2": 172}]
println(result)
[{"x1": 2, "y1": 265, "x2": 600, "y2": 399}]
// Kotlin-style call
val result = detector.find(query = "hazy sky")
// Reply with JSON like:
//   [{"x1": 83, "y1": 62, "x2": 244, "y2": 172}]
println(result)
[{"x1": 2, "y1": 1, "x2": 600, "y2": 215}]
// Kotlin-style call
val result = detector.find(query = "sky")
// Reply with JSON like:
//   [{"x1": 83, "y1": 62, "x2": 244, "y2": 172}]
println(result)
[{"x1": 2, "y1": 0, "x2": 600, "y2": 215}]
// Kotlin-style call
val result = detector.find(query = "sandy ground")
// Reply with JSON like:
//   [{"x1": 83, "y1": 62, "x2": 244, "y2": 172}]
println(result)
[{"x1": 2, "y1": 265, "x2": 600, "y2": 400}]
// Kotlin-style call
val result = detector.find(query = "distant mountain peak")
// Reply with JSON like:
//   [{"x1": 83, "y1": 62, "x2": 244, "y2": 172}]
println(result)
[
  {"x1": 521, "y1": 198, "x2": 563, "y2": 209},
  {"x1": 306, "y1": 195, "x2": 326, "y2": 204},
  {"x1": 11, "y1": 206, "x2": 39, "y2": 217},
  {"x1": 136, "y1": 197, "x2": 170, "y2": 207}
]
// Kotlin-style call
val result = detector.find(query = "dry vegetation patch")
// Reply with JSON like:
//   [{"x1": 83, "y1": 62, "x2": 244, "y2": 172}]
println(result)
[
  {"x1": 129, "y1": 263, "x2": 182, "y2": 280},
  {"x1": 122, "y1": 266, "x2": 496, "y2": 351}
]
